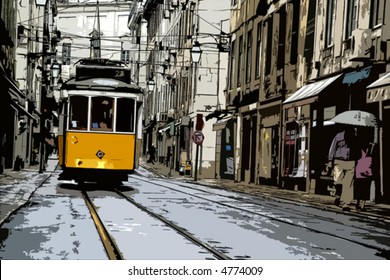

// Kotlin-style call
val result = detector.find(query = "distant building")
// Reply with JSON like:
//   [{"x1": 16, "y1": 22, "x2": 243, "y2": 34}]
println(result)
[{"x1": 133, "y1": 0, "x2": 230, "y2": 179}]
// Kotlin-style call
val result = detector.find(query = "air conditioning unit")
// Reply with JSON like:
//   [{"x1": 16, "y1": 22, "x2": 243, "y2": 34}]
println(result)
[
  {"x1": 350, "y1": 29, "x2": 373, "y2": 61},
  {"x1": 159, "y1": 112, "x2": 168, "y2": 122}
]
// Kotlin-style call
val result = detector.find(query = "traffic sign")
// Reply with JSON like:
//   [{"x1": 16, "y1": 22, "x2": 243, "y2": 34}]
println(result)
[{"x1": 192, "y1": 131, "x2": 204, "y2": 145}]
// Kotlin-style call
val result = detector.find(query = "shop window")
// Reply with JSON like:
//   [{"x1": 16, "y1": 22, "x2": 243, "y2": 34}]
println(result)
[
  {"x1": 116, "y1": 98, "x2": 135, "y2": 133},
  {"x1": 283, "y1": 123, "x2": 299, "y2": 176},
  {"x1": 69, "y1": 96, "x2": 88, "y2": 130},
  {"x1": 91, "y1": 96, "x2": 114, "y2": 131}
]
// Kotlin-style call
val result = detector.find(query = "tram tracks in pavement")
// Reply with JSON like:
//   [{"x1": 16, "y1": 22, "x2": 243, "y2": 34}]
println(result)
[
  {"x1": 82, "y1": 190, "x2": 124, "y2": 260},
  {"x1": 132, "y1": 176, "x2": 390, "y2": 259},
  {"x1": 81, "y1": 187, "x2": 230, "y2": 260}
]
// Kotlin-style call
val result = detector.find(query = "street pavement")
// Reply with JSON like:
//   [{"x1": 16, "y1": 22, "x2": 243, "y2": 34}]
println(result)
[
  {"x1": 138, "y1": 156, "x2": 390, "y2": 223},
  {"x1": 0, "y1": 157, "x2": 58, "y2": 226},
  {"x1": 1, "y1": 156, "x2": 389, "y2": 228}
]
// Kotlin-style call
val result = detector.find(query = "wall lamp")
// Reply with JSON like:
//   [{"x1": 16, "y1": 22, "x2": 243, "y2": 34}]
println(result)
[
  {"x1": 147, "y1": 77, "x2": 155, "y2": 92},
  {"x1": 190, "y1": 41, "x2": 202, "y2": 63}
]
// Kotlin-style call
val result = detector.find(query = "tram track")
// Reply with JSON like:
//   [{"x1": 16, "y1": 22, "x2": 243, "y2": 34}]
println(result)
[
  {"x1": 81, "y1": 187, "x2": 230, "y2": 260},
  {"x1": 82, "y1": 190, "x2": 124, "y2": 260},
  {"x1": 131, "y1": 175, "x2": 390, "y2": 259}
]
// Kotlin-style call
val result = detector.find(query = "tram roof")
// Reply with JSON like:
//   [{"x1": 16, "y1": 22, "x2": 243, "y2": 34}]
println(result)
[{"x1": 61, "y1": 77, "x2": 143, "y2": 94}]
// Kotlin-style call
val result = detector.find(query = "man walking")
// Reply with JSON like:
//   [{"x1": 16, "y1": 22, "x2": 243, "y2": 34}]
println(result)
[
  {"x1": 148, "y1": 144, "x2": 156, "y2": 165},
  {"x1": 323, "y1": 126, "x2": 357, "y2": 211}
]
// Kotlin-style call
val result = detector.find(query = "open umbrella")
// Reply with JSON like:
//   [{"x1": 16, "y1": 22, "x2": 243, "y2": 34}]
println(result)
[
  {"x1": 330, "y1": 110, "x2": 377, "y2": 127},
  {"x1": 330, "y1": 110, "x2": 378, "y2": 144}
]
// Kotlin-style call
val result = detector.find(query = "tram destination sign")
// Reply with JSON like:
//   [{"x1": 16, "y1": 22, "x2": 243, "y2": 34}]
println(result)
[{"x1": 76, "y1": 65, "x2": 131, "y2": 84}]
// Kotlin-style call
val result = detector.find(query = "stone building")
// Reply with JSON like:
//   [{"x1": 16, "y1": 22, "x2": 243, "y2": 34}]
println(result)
[
  {"x1": 134, "y1": 0, "x2": 230, "y2": 179},
  {"x1": 225, "y1": 0, "x2": 390, "y2": 204}
]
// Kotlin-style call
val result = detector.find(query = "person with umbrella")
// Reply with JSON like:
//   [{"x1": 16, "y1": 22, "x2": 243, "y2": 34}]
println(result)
[
  {"x1": 324, "y1": 125, "x2": 358, "y2": 211},
  {"x1": 324, "y1": 110, "x2": 378, "y2": 211}
]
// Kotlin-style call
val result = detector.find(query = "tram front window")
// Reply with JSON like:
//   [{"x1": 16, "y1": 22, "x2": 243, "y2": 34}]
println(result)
[
  {"x1": 69, "y1": 96, "x2": 88, "y2": 130},
  {"x1": 116, "y1": 98, "x2": 135, "y2": 133},
  {"x1": 91, "y1": 96, "x2": 114, "y2": 131}
]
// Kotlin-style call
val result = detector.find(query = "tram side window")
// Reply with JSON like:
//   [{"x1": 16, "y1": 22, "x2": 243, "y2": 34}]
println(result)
[
  {"x1": 69, "y1": 96, "x2": 88, "y2": 130},
  {"x1": 91, "y1": 96, "x2": 114, "y2": 131},
  {"x1": 116, "y1": 98, "x2": 135, "y2": 133}
]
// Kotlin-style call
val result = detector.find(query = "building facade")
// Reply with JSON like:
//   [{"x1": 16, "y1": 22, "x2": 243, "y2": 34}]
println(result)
[
  {"x1": 134, "y1": 0, "x2": 230, "y2": 179},
  {"x1": 1, "y1": 0, "x2": 58, "y2": 173},
  {"x1": 225, "y1": 0, "x2": 390, "y2": 204}
]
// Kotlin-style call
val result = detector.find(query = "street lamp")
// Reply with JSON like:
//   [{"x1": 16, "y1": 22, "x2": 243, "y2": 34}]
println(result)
[
  {"x1": 190, "y1": 41, "x2": 202, "y2": 63},
  {"x1": 147, "y1": 77, "x2": 155, "y2": 92},
  {"x1": 51, "y1": 61, "x2": 60, "y2": 79}
]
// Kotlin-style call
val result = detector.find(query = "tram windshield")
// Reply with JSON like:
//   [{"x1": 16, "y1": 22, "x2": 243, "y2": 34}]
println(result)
[
  {"x1": 68, "y1": 95, "x2": 136, "y2": 133},
  {"x1": 69, "y1": 96, "x2": 88, "y2": 130},
  {"x1": 91, "y1": 97, "x2": 114, "y2": 131}
]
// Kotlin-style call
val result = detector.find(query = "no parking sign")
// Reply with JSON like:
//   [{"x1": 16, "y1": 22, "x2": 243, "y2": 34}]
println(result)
[{"x1": 192, "y1": 131, "x2": 204, "y2": 145}]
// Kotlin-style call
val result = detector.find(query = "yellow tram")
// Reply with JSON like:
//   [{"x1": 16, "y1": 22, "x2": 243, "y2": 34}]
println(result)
[{"x1": 58, "y1": 59, "x2": 143, "y2": 184}]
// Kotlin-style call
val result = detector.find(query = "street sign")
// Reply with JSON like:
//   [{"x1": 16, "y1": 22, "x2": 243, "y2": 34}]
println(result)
[{"x1": 192, "y1": 131, "x2": 204, "y2": 145}]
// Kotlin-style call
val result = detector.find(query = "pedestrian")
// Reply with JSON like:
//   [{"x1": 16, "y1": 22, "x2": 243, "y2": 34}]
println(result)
[
  {"x1": 323, "y1": 126, "x2": 358, "y2": 211},
  {"x1": 148, "y1": 144, "x2": 156, "y2": 164},
  {"x1": 354, "y1": 135, "x2": 375, "y2": 211}
]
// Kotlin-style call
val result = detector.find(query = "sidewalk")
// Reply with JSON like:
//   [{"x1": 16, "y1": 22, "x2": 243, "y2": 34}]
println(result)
[
  {"x1": 138, "y1": 157, "x2": 390, "y2": 222},
  {"x1": 0, "y1": 157, "x2": 58, "y2": 226}
]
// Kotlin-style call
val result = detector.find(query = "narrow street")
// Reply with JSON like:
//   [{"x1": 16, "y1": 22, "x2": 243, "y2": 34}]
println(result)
[{"x1": 1, "y1": 160, "x2": 389, "y2": 260}]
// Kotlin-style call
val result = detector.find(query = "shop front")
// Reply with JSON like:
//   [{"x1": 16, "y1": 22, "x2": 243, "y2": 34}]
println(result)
[
  {"x1": 367, "y1": 70, "x2": 390, "y2": 204},
  {"x1": 258, "y1": 101, "x2": 281, "y2": 186},
  {"x1": 282, "y1": 74, "x2": 343, "y2": 192},
  {"x1": 213, "y1": 116, "x2": 235, "y2": 180}
]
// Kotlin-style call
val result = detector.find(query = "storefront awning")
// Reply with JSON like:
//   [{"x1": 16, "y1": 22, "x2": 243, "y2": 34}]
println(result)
[
  {"x1": 283, "y1": 74, "x2": 343, "y2": 108},
  {"x1": 158, "y1": 126, "x2": 170, "y2": 133},
  {"x1": 366, "y1": 71, "x2": 390, "y2": 103},
  {"x1": 212, "y1": 116, "x2": 233, "y2": 131},
  {"x1": 10, "y1": 101, "x2": 36, "y2": 120}
]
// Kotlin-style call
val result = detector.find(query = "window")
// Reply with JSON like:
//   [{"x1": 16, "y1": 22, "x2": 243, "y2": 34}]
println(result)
[
  {"x1": 91, "y1": 97, "x2": 114, "y2": 131},
  {"x1": 229, "y1": 40, "x2": 236, "y2": 89},
  {"x1": 69, "y1": 96, "x2": 88, "y2": 130},
  {"x1": 116, "y1": 98, "x2": 135, "y2": 133},
  {"x1": 277, "y1": 7, "x2": 286, "y2": 70},
  {"x1": 62, "y1": 43, "x2": 71, "y2": 65},
  {"x1": 290, "y1": 1, "x2": 299, "y2": 64},
  {"x1": 346, "y1": 0, "x2": 358, "y2": 38},
  {"x1": 237, "y1": 35, "x2": 243, "y2": 86},
  {"x1": 255, "y1": 22, "x2": 262, "y2": 78},
  {"x1": 121, "y1": 50, "x2": 130, "y2": 63},
  {"x1": 121, "y1": 41, "x2": 130, "y2": 63},
  {"x1": 371, "y1": 0, "x2": 386, "y2": 27},
  {"x1": 265, "y1": 17, "x2": 273, "y2": 75},
  {"x1": 246, "y1": 30, "x2": 252, "y2": 83},
  {"x1": 326, "y1": 0, "x2": 336, "y2": 46}
]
